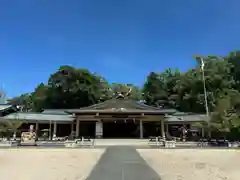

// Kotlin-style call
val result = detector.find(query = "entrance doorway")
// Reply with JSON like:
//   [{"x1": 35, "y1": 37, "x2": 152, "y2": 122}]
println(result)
[
  {"x1": 79, "y1": 121, "x2": 96, "y2": 138},
  {"x1": 103, "y1": 120, "x2": 138, "y2": 138},
  {"x1": 57, "y1": 124, "x2": 71, "y2": 137},
  {"x1": 143, "y1": 122, "x2": 161, "y2": 138}
]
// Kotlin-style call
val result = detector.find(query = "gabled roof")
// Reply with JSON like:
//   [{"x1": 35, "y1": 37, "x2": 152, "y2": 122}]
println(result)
[
  {"x1": 79, "y1": 98, "x2": 163, "y2": 110},
  {"x1": 67, "y1": 98, "x2": 177, "y2": 114},
  {"x1": 1, "y1": 112, "x2": 74, "y2": 123}
]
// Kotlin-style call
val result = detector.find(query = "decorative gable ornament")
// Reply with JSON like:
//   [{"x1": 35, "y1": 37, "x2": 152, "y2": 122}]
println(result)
[
  {"x1": 111, "y1": 108, "x2": 127, "y2": 112},
  {"x1": 116, "y1": 87, "x2": 132, "y2": 99}
]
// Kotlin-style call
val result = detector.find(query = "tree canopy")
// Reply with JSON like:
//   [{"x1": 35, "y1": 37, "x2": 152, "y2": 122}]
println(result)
[{"x1": 7, "y1": 51, "x2": 240, "y2": 138}]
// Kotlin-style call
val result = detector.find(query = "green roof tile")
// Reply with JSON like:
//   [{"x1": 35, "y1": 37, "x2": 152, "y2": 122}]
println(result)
[
  {"x1": 42, "y1": 109, "x2": 69, "y2": 115},
  {"x1": 0, "y1": 105, "x2": 12, "y2": 111},
  {"x1": 2, "y1": 112, "x2": 74, "y2": 122},
  {"x1": 165, "y1": 114, "x2": 209, "y2": 122}
]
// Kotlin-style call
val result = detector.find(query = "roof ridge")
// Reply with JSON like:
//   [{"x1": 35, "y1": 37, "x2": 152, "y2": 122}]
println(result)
[{"x1": 79, "y1": 98, "x2": 116, "y2": 110}]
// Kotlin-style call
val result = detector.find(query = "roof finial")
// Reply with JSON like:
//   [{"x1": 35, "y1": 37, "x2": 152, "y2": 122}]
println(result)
[{"x1": 116, "y1": 87, "x2": 132, "y2": 99}]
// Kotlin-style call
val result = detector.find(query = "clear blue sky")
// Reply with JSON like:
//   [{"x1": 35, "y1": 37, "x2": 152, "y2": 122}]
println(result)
[{"x1": 1, "y1": 0, "x2": 240, "y2": 97}]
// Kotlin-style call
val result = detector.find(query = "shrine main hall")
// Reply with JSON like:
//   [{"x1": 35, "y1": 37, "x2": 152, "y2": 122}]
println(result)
[{"x1": 0, "y1": 97, "x2": 208, "y2": 139}]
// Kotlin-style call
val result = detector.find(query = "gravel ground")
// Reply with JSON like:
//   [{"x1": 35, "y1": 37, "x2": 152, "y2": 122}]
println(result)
[
  {"x1": 138, "y1": 149, "x2": 240, "y2": 180},
  {"x1": 0, "y1": 148, "x2": 239, "y2": 180},
  {"x1": 0, "y1": 149, "x2": 105, "y2": 180}
]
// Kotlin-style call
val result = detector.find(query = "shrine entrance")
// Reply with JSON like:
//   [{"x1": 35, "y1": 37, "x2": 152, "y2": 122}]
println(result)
[{"x1": 102, "y1": 120, "x2": 139, "y2": 138}]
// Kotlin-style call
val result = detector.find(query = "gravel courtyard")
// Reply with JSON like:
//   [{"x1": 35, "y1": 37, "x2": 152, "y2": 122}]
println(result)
[
  {"x1": 138, "y1": 149, "x2": 240, "y2": 180},
  {"x1": 0, "y1": 148, "x2": 239, "y2": 180},
  {"x1": 0, "y1": 149, "x2": 105, "y2": 180}
]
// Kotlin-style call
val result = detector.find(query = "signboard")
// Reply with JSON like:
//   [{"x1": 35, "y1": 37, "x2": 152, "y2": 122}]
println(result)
[
  {"x1": 95, "y1": 122, "x2": 103, "y2": 137},
  {"x1": 29, "y1": 125, "x2": 34, "y2": 132}
]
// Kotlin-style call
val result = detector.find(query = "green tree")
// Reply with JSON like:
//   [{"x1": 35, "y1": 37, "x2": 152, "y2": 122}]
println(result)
[
  {"x1": 143, "y1": 72, "x2": 168, "y2": 107},
  {"x1": 0, "y1": 119, "x2": 23, "y2": 139},
  {"x1": 46, "y1": 65, "x2": 111, "y2": 108},
  {"x1": 8, "y1": 93, "x2": 33, "y2": 111},
  {"x1": 209, "y1": 90, "x2": 240, "y2": 138}
]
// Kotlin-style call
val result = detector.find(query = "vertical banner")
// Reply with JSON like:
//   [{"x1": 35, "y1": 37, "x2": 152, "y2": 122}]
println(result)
[{"x1": 95, "y1": 121, "x2": 103, "y2": 138}]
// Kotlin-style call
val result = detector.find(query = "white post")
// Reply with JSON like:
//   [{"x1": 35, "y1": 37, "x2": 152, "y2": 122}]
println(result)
[
  {"x1": 13, "y1": 132, "x2": 16, "y2": 140},
  {"x1": 49, "y1": 120, "x2": 52, "y2": 140},
  {"x1": 76, "y1": 120, "x2": 80, "y2": 137},
  {"x1": 201, "y1": 57, "x2": 211, "y2": 138},
  {"x1": 53, "y1": 122, "x2": 57, "y2": 138},
  {"x1": 161, "y1": 119, "x2": 165, "y2": 140},
  {"x1": 139, "y1": 120, "x2": 143, "y2": 139}
]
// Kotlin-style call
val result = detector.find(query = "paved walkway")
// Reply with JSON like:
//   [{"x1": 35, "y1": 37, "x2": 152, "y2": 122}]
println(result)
[{"x1": 86, "y1": 146, "x2": 161, "y2": 180}]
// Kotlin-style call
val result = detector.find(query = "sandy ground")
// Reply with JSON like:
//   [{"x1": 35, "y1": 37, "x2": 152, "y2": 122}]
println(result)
[
  {"x1": 0, "y1": 148, "x2": 239, "y2": 180},
  {"x1": 138, "y1": 149, "x2": 240, "y2": 180},
  {"x1": 0, "y1": 148, "x2": 105, "y2": 180}
]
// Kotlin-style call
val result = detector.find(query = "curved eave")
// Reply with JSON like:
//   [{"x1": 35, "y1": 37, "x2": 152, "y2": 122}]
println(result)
[{"x1": 0, "y1": 104, "x2": 18, "y2": 113}]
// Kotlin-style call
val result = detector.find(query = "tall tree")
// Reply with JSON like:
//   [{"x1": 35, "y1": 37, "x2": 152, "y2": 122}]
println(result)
[
  {"x1": 46, "y1": 65, "x2": 110, "y2": 108},
  {"x1": 143, "y1": 72, "x2": 168, "y2": 107},
  {"x1": 143, "y1": 70, "x2": 181, "y2": 108}
]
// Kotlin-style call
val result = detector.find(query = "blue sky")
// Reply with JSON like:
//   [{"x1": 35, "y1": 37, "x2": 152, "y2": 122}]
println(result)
[{"x1": 0, "y1": 0, "x2": 240, "y2": 97}]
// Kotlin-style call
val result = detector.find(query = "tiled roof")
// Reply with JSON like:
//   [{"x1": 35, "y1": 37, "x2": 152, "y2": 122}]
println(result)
[
  {"x1": 0, "y1": 104, "x2": 12, "y2": 111},
  {"x1": 68, "y1": 98, "x2": 177, "y2": 114},
  {"x1": 1, "y1": 112, "x2": 74, "y2": 122},
  {"x1": 165, "y1": 114, "x2": 209, "y2": 122},
  {"x1": 67, "y1": 108, "x2": 177, "y2": 114},
  {"x1": 42, "y1": 109, "x2": 69, "y2": 115}
]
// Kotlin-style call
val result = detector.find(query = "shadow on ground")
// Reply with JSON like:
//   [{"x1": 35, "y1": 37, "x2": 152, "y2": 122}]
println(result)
[{"x1": 86, "y1": 146, "x2": 161, "y2": 180}]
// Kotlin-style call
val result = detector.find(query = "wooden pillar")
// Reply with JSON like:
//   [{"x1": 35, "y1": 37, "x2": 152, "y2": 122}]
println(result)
[
  {"x1": 208, "y1": 128, "x2": 211, "y2": 138},
  {"x1": 35, "y1": 122, "x2": 39, "y2": 132},
  {"x1": 76, "y1": 120, "x2": 80, "y2": 137},
  {"x1": 165, "y1": 123, "x2": 169, "y2": 134},
  {"x1": 161, "y1": 119, "x2": 165, "y2": 140},
  {"x1": 71, "y1": 123, "x2": 74, "y2": 133},
  {"x1": 139, "y1": 120, "x2": 143, "y2": 139},
  {"x1": 35, "y1": 122, "x2": 39, "y2": 138},
  {"x1": 201, "y1": 127, "x2": 205, "y2": 138},
  {"x1": 49, "y1": 120, "x2": 52, "y2": 140}
]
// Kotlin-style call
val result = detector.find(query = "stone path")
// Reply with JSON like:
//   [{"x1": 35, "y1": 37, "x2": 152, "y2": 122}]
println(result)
[{"x1": 86, "y1": 146, "x2": 161, "y2": 180}]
